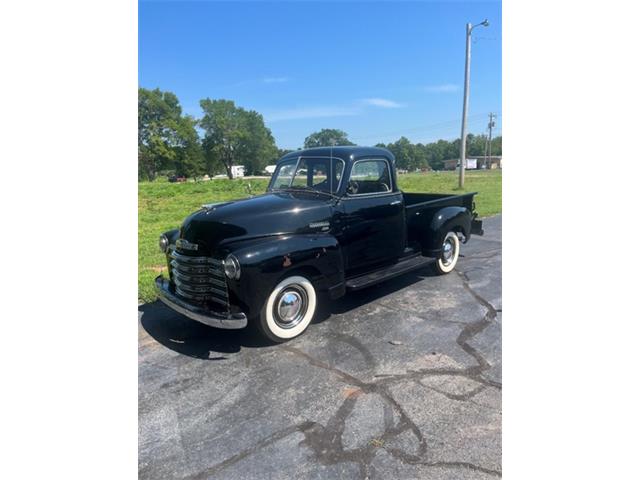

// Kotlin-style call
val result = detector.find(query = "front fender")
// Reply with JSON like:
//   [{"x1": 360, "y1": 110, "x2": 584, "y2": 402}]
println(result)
[
  {"x1": 222, "y1": 234, "x2": 344, "y2": 318},
  {"x1": 162, "y1": 228, "x2": 180, "y2": 245},
  {"x1": 423, "y1": 206, "x2": 472, "y2": 255}
]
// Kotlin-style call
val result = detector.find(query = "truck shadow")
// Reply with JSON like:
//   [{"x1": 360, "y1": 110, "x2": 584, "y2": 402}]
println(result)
[
  {"x1": 138, "y1": 266, "x2": 436, "y2": 360},
  {"x1": 139, "y1": 302, "x2": 270, "y2": 359},
  {"x1": 323, "y1": 266, "x2": 436, "y2": 319}
]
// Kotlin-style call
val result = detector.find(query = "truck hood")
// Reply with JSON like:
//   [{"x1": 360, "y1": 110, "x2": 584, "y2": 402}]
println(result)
[{"x1": 178, "y1": 191, "x2": 334, "y2": 255}]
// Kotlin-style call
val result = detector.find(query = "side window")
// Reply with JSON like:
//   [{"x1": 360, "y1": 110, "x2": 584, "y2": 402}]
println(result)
[
  {"x1": 314, "y1": 159, "x2": 344, "y2": 192},
  {"x1": 347, "y1": 160, "x2": 392, "y2": 195},
  {"x1": 311, "y1": 163, "x2": 327, "y2": 188}
]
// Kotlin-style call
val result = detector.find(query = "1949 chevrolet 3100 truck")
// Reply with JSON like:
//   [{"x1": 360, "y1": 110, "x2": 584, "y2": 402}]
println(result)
[{"x1": 155, "y1": 146, "x2": 483, "y2": 342}]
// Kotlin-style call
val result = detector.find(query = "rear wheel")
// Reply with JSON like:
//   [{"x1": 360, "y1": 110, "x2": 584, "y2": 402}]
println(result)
[
  {"x1": 433, "y1": 231, "x2": 460, "y2": 275},
  {"x1": 257, "y1": 275, "x2": 317, "y2": 342}
]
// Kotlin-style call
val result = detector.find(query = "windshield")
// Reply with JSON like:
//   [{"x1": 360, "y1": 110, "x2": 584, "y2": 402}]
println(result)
[{"x1": 269, "y1": 157, "x2": 345, "y2": 194}]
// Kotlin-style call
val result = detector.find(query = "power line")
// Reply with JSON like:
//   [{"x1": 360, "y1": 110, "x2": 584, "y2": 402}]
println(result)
[{"x1": 350, "y1": 111, "x2": 500, "y2": 143}]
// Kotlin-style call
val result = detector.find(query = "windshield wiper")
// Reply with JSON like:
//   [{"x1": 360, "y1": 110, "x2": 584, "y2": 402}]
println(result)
[{"x1": 279, "y1": 186, "x2": 339, "y2": 199}]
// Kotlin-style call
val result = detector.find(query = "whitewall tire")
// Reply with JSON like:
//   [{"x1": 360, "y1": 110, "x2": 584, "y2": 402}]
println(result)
[
  {"x1": 258, "y1": 275, "x2": 317, "y2": 342},
  {"x1": 434, "y1": 231, "x2": 460, "y2": 275}
]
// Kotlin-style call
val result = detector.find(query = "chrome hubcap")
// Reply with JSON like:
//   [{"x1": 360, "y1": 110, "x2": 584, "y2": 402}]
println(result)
[
  {"x1": 442, "y1": 237, "x2": 456, "y2": 266},
  {"x1": 274, "y1": 287, "x2": 308, "y2": 329},
  {"x1": 278, "y1": 291, "x2": 302, "y2": 321}
]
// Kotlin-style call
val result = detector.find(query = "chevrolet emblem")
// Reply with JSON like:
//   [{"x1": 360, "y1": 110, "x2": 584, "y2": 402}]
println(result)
[{"x1": 176, "y1": 239, "x2": 199, "y2": 251}]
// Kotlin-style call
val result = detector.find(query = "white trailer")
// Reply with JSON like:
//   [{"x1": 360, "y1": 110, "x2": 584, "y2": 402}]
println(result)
[{"x1": 231, "y1": 165, "x2": 245, "y2": 178}]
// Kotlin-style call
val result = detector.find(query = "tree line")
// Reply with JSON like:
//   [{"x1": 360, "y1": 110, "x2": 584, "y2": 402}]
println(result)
[
  {"x1": 376, "y1": 134, "x2": 501, "y2": 172},
  {"x1": 138, "y1": 87, "x2": 501, "y2": 180}
]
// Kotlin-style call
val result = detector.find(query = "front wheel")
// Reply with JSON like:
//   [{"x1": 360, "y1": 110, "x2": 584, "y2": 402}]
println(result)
[
  {"x1": 433, "y1": 231, "x2": 460, "y2": 275},
  {"x1": 257, "y1": 275, "x2": 317, "y2": 342}
]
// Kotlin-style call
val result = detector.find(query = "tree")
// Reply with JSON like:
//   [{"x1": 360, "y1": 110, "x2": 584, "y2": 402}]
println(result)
[
  {"x1": 490, "y1": 136, "x2": 502, "y2": 156},
  {"x1": 138, "y1": 87, "x2": 205, "y2": 180},
  {"x1": 387, "y1": 137, "x2": 411, "y2": 170},
  {"x1": 423, "y1": 141, "x2": 446, "y2": 170},
  {"x1": 138, "y1": 88, "x2": 182, "y2": 180},
  {"x1": 370, "y1": 134, "x2": 501, "y2": 171},
  {"x1": 277, "y1": 148, "x2": 294, "y2": 158},
  {"x1": 236, "y1": 110, "x2": 278, "y2": 175},
  {"x1": 200, "y1": 99, "x2": 277, "y2": 178},
  {"x1": 466, "y1": 133, "x2": 491, "y2": 157},
  {"x1": 386, "y1": 137, "x2": 429, "y2": 171},
  {"x1": 175, "y1": 115, "x2": 205, "y2": 179},
  {"x1": 303, "y1": 129, "x2": 355, "y2": 148}
]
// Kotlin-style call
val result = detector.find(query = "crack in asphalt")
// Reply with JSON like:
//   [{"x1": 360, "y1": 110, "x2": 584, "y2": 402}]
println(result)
[
  {"x1": 405, "y1": 460, "x2": 502, "y2": 477},
  {"x1": 329, "y1": 332, "x2": 378, "y2": 370},
  {"x1": 185, "y1": 421, "x2": 317, "y2": 480},
  {"x1": 157, "y1": 244, "x2": 501, "y2": 479},
  {"x1": 191, "y1": 267, "x2": 503, "y2": 478},
  {"x1": 421, "y1": 382, "x2": 488, "y2": 401},
  {"x1": 281, "y1": 344, "x2": 500, "y2": 478},
  {"x1": 457, "y1": 269, "x2": 502, "y2": 390}
]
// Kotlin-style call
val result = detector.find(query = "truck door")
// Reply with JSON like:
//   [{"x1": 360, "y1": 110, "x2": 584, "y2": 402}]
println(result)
[{"x1": 339, "y1": 158, "x2": 405, "y2": 272}]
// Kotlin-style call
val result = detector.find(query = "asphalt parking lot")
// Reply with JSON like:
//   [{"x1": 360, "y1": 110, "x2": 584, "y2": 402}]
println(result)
[{"x1": 138, "y1": 215, "x2": 502, "y2": 479}]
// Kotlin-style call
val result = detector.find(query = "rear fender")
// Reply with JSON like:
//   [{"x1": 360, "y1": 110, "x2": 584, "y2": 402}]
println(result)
[
  {"x1": 423, "y1": 206, "x2": 472, "y2": 256},
  {"x1": 222, "y1": 234, "x2": 344, "y2": 318}
]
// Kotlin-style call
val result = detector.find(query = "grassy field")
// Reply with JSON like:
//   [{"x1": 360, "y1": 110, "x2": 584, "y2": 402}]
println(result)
[{"x1": 138, "y1": 170, "x2": 501, "y2": 302}]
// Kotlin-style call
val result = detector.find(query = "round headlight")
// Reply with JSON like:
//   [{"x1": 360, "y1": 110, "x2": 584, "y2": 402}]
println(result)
[
  {"x1": 159, "y1": 234, "x2": 169, "y2": 253},
  {"x1": 223, "y1": 254, "x2": 241, "y2": 280}
]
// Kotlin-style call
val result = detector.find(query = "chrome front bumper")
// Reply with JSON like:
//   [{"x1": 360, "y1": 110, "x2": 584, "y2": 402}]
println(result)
[{"x1": 154, "y1": 276, "x2": 248, "y2": 329}]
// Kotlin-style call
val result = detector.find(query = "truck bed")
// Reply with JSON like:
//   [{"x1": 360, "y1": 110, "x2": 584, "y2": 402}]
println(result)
[
  {"x1": 403, "y1": 191, "x2": 478, "y2": 254},
  {"x1": 403, "y1": 192, "x2": 475, "y2": 211}
]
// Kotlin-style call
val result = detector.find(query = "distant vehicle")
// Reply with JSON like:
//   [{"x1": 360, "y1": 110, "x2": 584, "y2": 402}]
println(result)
[
  {"x1": 265, "y1": 165, "x2": 276, "y2": 175},
  {"x1": 156, "y1": 146, "x2": 483, "y2": 342},
  {"x1": 201, "y1": 175, "x2": 211, "y2": 181},
  {"x1": 168, "y1": 175, "x2": 186, "y2": 183}
]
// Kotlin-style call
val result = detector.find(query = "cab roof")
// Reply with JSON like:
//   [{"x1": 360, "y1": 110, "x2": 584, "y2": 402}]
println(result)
[{"x1": 279, "y1": 146, "x2": 395, "y2": 164}]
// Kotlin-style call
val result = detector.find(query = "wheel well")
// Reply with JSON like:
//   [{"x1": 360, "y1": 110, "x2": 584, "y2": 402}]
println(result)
[{"x1": 451, "y1": 224, "x2": 468, "y2": 243}]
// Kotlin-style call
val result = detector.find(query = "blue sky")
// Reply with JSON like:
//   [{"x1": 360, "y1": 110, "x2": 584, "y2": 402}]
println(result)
[{"x1": 139, "y1": 1, "x2": 501, "y2": 149}]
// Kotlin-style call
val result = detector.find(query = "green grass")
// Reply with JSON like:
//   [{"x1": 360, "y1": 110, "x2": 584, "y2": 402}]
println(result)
[
  {"x1": 398, "y1": 170, "x2": 502, "y2": 217},
  {"x1": 138, "y1": 170, "x2": 501, "y2": 302}
]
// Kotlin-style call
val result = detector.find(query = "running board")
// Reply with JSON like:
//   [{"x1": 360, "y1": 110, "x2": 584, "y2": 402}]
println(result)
[{"x1": 345, "y1": 255, "x2": 435, "y2": 291}]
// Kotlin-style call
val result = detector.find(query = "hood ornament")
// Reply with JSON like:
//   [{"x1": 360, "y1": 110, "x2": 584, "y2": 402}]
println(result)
[{"x1": 201, "y1": 202, "x2": 223, "y2": 213}]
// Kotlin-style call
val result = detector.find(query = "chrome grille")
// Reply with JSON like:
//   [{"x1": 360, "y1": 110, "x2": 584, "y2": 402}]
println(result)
[{"x1": 169, "y1": 250, "x2": 229, "y2": 307}]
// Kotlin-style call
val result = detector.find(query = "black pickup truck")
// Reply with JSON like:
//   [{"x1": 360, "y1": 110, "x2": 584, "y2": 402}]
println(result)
[{"x1": 155, "y1": 146, "x2": 483, "y2": 342}]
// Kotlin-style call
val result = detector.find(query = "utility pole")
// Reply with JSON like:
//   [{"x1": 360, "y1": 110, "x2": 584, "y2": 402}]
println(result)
[
  {"x1": 459, "y1": 19, "x2": 489, "y2": 188},
  {"x1": 483, "y1": 131, "x2": 489, "y2": 165},
  {"x1": 487, "y1": 112, "x2": 495, "y2": 167}
]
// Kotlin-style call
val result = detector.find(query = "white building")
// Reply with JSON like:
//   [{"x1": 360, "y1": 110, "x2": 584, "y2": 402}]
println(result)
[{"x1": 231, "y1": 165, "x2": 245, "y2": 178}]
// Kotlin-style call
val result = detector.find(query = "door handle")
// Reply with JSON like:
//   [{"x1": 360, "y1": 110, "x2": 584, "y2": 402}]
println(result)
[{"x1": 390, "y1": 200, "x2": 401, "y2": 205}]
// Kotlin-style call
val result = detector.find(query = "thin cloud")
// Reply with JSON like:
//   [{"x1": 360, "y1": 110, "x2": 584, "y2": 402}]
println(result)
[
  {"x1": 362, "y1": 98, "x2": 405, "y2": 108},
  {"x1": 265, "y1": 105, "x2": 361, "y2": 122},
  {"x1": 266, "y1": 97, "x2": 405, "y2": 122},
  {"x1": 263, "y1": 77, "x2": 290, "y2": 84},
  {"x1": 424, "y1": 84, "x2": 459, "y2": 93}
]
